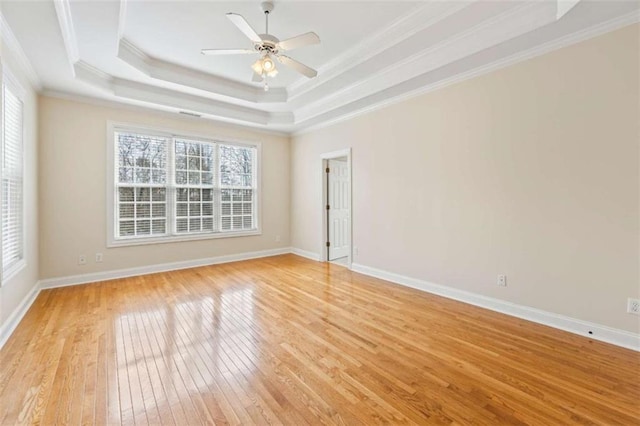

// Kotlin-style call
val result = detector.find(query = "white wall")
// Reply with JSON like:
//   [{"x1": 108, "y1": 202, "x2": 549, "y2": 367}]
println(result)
[
  {"x1": 291, "y1": 24, "x2": 640, "y2": 334},
  {"x1": 0, "y1": 19, "x2": 40, "y2": 329},
  {"x1": 38, "y1": 96, "x2": 290, "y2": 279}
]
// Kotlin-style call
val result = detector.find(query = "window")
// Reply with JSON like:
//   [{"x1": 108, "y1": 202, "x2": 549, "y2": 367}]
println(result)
[
  {"x1": 110, "y1": 126, "x2": 259, "y2": 246},
  {"x1": 1, "y1": 74, "x2": 25, "y2": 282}
]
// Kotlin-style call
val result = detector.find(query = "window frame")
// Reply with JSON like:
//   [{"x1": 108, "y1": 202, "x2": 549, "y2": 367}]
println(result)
[
  {"x1": 0, "y1": 66, "x2": 27, "y2": 285},
  {"x1": 106, "y1": 122, "x2": 261, "y2": 247}
]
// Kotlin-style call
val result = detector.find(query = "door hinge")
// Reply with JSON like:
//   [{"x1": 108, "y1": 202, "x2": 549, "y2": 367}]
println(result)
[
  {"x1": 326, "y1": 204, "x2": 330, "y2": 210},
  {"x1": 325, "y1": 167, "x2": 330, "y2": 173},
  {"x1": 326, "y1": 241, "x2": 330, "y2": 247}
]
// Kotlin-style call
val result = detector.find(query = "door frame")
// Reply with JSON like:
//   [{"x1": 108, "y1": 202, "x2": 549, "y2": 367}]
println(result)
[{"x1": 320, "y1": 148, "x2": 352, "y2": 267}]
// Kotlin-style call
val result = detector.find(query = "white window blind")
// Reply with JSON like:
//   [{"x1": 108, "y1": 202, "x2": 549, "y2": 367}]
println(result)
[
  {"x1": 174, "y1": 139, "x2": 217, "y2": 234},
  {"x1": 116, "y1": 132, "x2": 168, "y2": 238},
  {"x1": 113, "y1": 128, "x2": 258, "y2": 244},
  {"x1": 2, "y1": 82, "x2": 24, "y2": 279},
  {"x1": 220, "y1": 144, "x2": 255, "y2": 231}
]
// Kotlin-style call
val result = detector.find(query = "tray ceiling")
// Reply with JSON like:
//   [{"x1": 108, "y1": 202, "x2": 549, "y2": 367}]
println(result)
[{"x1": 1, "y1": 0, "x2": 638, "y2": 133}]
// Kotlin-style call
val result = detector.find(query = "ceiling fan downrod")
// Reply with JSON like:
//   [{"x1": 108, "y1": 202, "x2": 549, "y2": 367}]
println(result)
[{"x1": 262, "y1": 1, "x2": 274, "y2": 35}]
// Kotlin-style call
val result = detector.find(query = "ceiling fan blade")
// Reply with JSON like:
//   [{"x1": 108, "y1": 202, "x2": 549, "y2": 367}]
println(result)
[
  {"x1": 277, "y1": 55, "x2": 317, "y2": 78},
  {"x1": 226, "y1": 13, "x2": 262, "y2": 44},
  {"x1": 252, "y1": 72, "x2": 263, "y2": 82},
  {"x1": 277, "y1": 32, "x2": 320, "y2": 51},
  {"x1": 201, "y1": 48, "x2": 255, "y2": 55}
]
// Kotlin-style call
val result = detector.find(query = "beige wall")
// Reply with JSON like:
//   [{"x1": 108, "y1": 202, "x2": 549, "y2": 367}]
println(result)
[
  {"x1": 38, "y1": 96, "x2": 290, "y2": 279},
  {"x1": 0, "y1": 32, "x2": 39, "y2": 326},
  {"x1": 291, "y1": 24, "x2": 640, "y2": 333}
]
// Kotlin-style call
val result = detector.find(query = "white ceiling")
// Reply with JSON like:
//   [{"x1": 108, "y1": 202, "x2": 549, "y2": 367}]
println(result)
[{"x1": 2, "y1": 0, "x2": 638, "y2": 133}]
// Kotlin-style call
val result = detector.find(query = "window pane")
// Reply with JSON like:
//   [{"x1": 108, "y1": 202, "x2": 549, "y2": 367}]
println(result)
[
  {"x1": 116, "y1": 132, "x2": 167, "y2": 184},
  {"x1": 176, "y1": 203, "x2": 188, "y2": 217},
  {"x1": 188, "y1": 172, "x2": 200, "y2": 185},
  {"x1": 136, "y1": 187, "x2": 150, "y2": 202},
  {"x1": 119, "y1": 204, "x2": 134, "y2": 219},
  {"x1": 136, "y1": 220, "x2": 151, "y2": 235},
  {"x1": 152, "y1": 219, "x2": 166, "y2": 235},
  {"x1": 176, "y1": 218, "x2": 188, "y2": 233},
  {"x1": 119, "y1": 187, "x2": 134, "y2": 202},
  {"x1": 151, "y1": 188, "x2": 166, "y2": 202},
  {"x1": 152, "y1": 204, "x2": 166, "y2": 218},
  {"x1": 189, "y1": 218, "x2": 201, "y2": 232},
  {"x1": 176, "y1": 188, "x2": 188, "y2": 202},
  {"x1": 243, "y1": 216, "x2": 252, "y2": 229},
  {"x1": 189, "y1": 203, "x2": 201, "y2": 216},
  {"x1": 220, "y1": 145, "x2": 253, "y2": 186},
  {"x1": 119, "y1": 220, "x2": 135, "y2": 236},
  {"x1": 119, "y1": 167, "x2": 133, "y2": 183},
  {"x1": 136, "y1": 204, "x2": 150, "y2": 218},
  {"x1": 189, "y1": 188, "x2": 201, "y2": 201}
]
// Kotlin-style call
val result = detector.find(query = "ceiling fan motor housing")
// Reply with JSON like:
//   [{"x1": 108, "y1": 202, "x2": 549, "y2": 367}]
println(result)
[{"x1": 256, "y1": 34, "x2": 279, "y2": 54}]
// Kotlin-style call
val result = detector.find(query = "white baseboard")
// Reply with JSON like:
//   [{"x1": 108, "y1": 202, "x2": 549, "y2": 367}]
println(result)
[
  {"x1": 351, "y1": 263, "x2": 640, "y2": 352},
  {"x1": 40, "y1": 247, "x2": 291, "y2": 289},
  {"x1": 290, "y1": 247, "x2": 321, "y2": 261},
  {"x1": 0, "y1": 281, "x2": 41, "y2": 349},
  {"x1": 3, "y1": 250, "x2": 637, "y2": 353}
]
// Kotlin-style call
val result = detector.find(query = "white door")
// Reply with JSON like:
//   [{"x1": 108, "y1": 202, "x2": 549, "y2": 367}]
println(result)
[{"x1": 328, "y1": 159, "x2": 350, "y2": 260}]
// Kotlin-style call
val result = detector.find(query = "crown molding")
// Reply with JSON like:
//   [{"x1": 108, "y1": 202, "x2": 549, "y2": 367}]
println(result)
[
  {"x1": 53, "y1": 0, "x2": 80, "y2": 75},
  {"x1": 294, "y1": 1, "x2": 554, "y2": 123},
  {"x1": 41, "y1": 88, "x2": 291, "y2": 136},
  {"x1": 0, "y1": 13, "x2": 42, "y2": 91},
  {"x1": 287, "y1": 1, "x2": 475, "y2": 100},
  {"x1": 294, "y1": 10, "x2": 640, "y2": 135},
  {"x1": 72, "y1": 60, "x2": 293, "y2": 126},
  {"x1": 117, "y1": 38, "x2": 288, "y2": 104}
]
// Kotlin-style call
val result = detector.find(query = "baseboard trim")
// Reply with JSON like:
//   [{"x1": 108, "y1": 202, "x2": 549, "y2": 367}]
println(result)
[
  {"x1": 4, "y1": 251, "x2": 637, "y2": 352},
  {"x1": 351, "y1": 263, "x2": 640, "y2": 352},
  {"x1": 0, "y1": 281, "x2": 41, "y2": 349},
  {"x1": 290, "y1": 247, "x2": 321, "y2": 261},
  {"x1": 39, "y1": 247, "x2": 291, "y2": 289}
]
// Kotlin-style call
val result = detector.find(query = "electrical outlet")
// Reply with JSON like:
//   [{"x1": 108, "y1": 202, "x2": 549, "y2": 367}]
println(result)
[
  {"x1": 497, "y1": 274, "x2": 507, "y2": 287},
  {"x1": 78, "y1": 255, "x2": 87, "y2": 265},
  {"x1": 628, "y1": 298, "x2": 640, "y2": 315},
  {"x1": 95, "y1": 253, "x2": 103, "y2": 263},
  {"x1": 275, "y1": 235, "x2": 281, "y2": 242},
  {"x1": 353, "y1": 246, "x2": 359, "y2": 255}
]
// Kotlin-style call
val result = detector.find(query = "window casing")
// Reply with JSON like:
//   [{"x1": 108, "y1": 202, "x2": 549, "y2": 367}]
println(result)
[
  {"x1": 109, "y1": 125, "x2": 260, "y2": 246},
  {"x1": 1, "y1": 72, "x2": 26, "y2": 283}
]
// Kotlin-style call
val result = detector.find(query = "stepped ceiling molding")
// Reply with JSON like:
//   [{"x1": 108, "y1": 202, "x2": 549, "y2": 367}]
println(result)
[{"x1": 1, "y1": 0, "x2": 638, "y2": 133}]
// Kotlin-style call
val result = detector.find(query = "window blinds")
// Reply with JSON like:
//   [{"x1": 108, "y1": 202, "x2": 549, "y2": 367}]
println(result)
[{"x1": 2, "y1": 83, "x2": 24, "y2": 277}]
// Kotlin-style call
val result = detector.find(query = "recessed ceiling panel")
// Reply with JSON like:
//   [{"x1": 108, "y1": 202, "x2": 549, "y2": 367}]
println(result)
[{"x1": 123, "y1": 1, "x2": 421, "y2": 87}]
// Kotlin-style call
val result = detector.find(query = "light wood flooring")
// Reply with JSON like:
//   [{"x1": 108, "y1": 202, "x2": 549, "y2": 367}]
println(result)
[{"x1": 1, "y1": 254, "x2": 638, "y2": 424}]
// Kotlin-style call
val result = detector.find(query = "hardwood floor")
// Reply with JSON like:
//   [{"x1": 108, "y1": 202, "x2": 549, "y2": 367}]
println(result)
[{"x1": 1, "y1": 254, "x2": 638, "y2": 425}]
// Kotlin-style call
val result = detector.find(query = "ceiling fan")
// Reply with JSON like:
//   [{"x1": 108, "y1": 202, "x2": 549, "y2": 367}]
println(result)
[{"x1": 201, "y1": 1, "x2": 320, "y2": 91}]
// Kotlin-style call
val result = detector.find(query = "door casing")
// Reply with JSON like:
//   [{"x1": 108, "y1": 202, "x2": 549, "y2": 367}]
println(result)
[{"x1": 320, "y1": 148, "x2": 352, "y2": 267}]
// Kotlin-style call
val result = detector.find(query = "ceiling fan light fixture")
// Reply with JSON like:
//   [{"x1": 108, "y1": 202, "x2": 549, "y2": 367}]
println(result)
[
  {"x1": 262, "y1": 55, "x2": 275, "y2": 71},
  {"x1": 251, "y1": 59, "x2": 264, "y2": 75}
]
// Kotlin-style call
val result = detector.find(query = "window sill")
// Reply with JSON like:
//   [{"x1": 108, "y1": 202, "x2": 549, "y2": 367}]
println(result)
[
  {"x1": 1, "y1": 259, "x2": 27, "y2": 287},
  {"x1": 107, "y1": 229, "x2": 262, "y2": 248}
]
